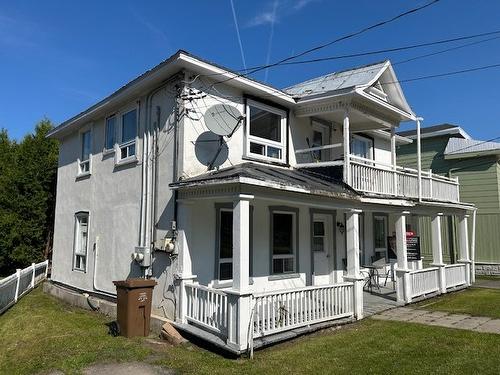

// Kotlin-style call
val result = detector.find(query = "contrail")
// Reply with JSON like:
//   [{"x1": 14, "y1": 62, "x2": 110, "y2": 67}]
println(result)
[
  {"x1": 230, "y1": 0, "x2": 247, "y2": 71},
  {"x1": 264, "y1": 0, "x2": 279, "y2": 82}
]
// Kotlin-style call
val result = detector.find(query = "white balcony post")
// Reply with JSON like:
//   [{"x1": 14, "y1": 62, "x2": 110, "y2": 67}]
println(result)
[
  {"x1": 344, "y1": 209, "x2": 363, "y2": 319},
  {"x1": 176, "y1": 200, "x2": 196, "y2": 323},
  {"x1": 230, "y1": 194, "x2": 253, "y2": 351},
  {"x1": 458, "y1": 214, "x2": 471, "y2": 286},
  {"x1": 390, "y1": 127, "x2": 397, "y2": 195},
  {"x1": 14, "y1": 269, "x2": 21, "y2": 302},
  {"x1": 416, "y1": 117, "x2": 423, "y2": 201},
  {"x1": 343, "y1": 108, "x2": 351, "y2": 185},
  {"x1": 430, "y1": 213, "x2": 446, "y2": 294},
  {"x1": 395, "y1": 211, "x2": 412, "y2": 304},
  {"x1": 470, "y1": 209, "x2": 477, "y2": 283}
]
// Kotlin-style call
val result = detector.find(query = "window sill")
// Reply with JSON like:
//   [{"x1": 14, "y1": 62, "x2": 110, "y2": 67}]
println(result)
[
  {"x1": 115, "y1": 156, "x2": 138, "y2": 168},
  {"x1": 72, "y1": 268, "x2": 86, "y2": 273},
  {"x1": 102, "y1": 148, "x2": 115, "y2": 156},
  {"x1": 268, "y1": 273, "x2": 300, "y2": 281},
  {"x1": 242, "y1": 155, "x2": 289, "y2": 167},
  {"x1": 75, "y1": 171, "x2": 91, "y2": 180}
]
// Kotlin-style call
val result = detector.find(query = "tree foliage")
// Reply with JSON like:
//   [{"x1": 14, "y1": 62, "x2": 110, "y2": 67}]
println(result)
[{"x1": 0, "y1": 120, "x2": 58, "y2": 275}]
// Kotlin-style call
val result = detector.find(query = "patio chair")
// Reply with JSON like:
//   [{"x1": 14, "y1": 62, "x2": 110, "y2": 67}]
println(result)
[{"x1": 371, "y1": 258, "x2": 392, "y2": 287}]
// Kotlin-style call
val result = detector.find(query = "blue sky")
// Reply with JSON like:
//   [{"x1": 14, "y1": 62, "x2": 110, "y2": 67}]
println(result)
[{"x1": 1, "y1": 0, "x2": 500, "y2": 140}]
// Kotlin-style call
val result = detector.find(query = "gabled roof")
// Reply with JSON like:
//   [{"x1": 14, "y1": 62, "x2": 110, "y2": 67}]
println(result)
[
  {"x1": 170, "y1": 163, "x2": 359, "y2": 200},
  {"x1": 444, "y1": 137, "x2": 500, "y2": 159},
  {"x1": 284, "y1": 60, "x2": 415, "y2": 118},
  {"x1": 397, "y1": 124, "x2": 471, "y2": 140}
]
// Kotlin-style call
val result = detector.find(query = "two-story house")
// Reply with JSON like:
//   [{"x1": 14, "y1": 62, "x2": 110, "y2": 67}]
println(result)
[{"x1": 48, "y1": 50, "x2": 476, "y2": 354}]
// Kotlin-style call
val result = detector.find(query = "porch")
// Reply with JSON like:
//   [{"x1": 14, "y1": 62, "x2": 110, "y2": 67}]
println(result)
[{"x1": 169, "y1": 168, "x2": 474, "y2": 354}]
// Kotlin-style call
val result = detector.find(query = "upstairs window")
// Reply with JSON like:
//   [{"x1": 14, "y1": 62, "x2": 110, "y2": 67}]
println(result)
[
  {"x1": 79, "y1": 130, "x2": 91, "y2": 175},
  {"x1": 119, "y1": 108, "x2": 137, "y2": 160},
  {"x1": 246, "y1": 99, "x2": 286, "y2": 163},
  {"x1": 105, "y1": 115, "x2": 116, "y2": 151},
  {"x1": 73, "y1": 212, "x2": 89, "y2": 272}
]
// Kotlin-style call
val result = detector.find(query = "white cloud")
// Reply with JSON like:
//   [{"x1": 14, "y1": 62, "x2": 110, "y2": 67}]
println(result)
[{"x1": 246, "y1": 0, "x2": 319, "y2": 28}]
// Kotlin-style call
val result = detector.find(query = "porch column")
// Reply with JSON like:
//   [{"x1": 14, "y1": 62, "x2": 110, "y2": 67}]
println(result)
[
  {"x1": 395, "y1": 211, "x2": 412, "y2": 304},
  {"x1": 457, "y1": 214, "x2": 471, "y2": 286},
  {"x1": 175, "y1": 200, "x2": 197, "y2": 323},
  {"x1": 470, "y1": 209, "x2": 477, "y2": 284},
  {"x1": 430, "y1": 213, "x2": 447, "y2": 294},
  {"x1": 228, "y1": 194, "x2": 253, "y2": 351},
  {"x1": 390, "y1": 127, "x2": 397, "y2": 195},
  {"x1": 416, "y1": 117, "x2": 423, "y2": 201},
  {"x1": 344, "y1": 209, "x2": 364, "y2": 320},
  {"x1": 343, "y1": 108, "x2": 351, "y2": 186}
]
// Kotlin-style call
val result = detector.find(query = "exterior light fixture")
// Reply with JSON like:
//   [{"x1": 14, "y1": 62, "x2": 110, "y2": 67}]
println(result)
[{"x1": 337, "y1": 221, "x2": 345, "y2": 234}]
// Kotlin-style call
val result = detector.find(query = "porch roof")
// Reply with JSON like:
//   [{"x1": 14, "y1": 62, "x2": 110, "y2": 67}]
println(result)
[{"x1": 170, "y1": 163, "x2": 359, "y2": 200}]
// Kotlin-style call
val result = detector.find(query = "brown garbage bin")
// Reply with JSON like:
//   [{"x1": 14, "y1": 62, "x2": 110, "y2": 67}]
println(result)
[{"x1": 113, "y1": 278, "x2": 157, "y2": 338}]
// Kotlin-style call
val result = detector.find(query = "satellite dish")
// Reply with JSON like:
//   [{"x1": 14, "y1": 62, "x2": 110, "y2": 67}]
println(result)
[
  {"x1": 194, "y1": 131, "x2": 229, "y2": 168},
  {"x1": 203, "y1": 104, "x2": 243, "y2": 136}
]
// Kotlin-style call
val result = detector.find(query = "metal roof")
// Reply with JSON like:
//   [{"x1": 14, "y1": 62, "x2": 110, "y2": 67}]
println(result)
[
  {"x1": 444, "y1": 137, "x2": 500, "y2": 158},
  {"x1": 397, "y1": 124, "x2": 471, "y2": 140},
  {"x1": 170, "y1": 163, "x2": 359, "y2": 199},
  {"x1": 284, "y1": 61, "x2": 388, "y2": 98}
]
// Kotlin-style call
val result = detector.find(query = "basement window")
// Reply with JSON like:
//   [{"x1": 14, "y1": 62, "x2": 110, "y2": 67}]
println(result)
[
  {"x1": 73, "y1": 212, "x2": 89, "y2": 272},
  {"x1": 246, "y1": 99, "x2": 286, "y2": 163}
]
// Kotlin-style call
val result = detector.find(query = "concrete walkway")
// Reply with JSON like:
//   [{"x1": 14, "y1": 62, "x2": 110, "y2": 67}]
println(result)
[{"x1": 372, "y1": 307, "x2": 500, "y2": 334}]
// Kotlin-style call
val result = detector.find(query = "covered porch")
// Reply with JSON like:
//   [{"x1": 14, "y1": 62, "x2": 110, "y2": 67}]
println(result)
[{"x1": 169, "y1": 165, "x2": 475, "y2": 354}]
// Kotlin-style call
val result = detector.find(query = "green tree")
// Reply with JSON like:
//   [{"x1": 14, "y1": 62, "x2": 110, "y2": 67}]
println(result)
[{"x1": 0, "y1": 120, "x2": 58, "y2": 275}]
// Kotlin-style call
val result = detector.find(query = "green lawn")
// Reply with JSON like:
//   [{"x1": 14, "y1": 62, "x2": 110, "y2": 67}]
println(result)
[
  {"x1": 416, "y1": 288, "x2": 500, "y2": 319},
  {"x1": 1, "y1": 287, "x2": 500, "y2": 375}
]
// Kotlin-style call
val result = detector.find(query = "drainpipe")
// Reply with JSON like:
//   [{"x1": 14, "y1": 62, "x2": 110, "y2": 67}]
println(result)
[{"x1": 416, "y1": 117, "x2": 423, "y2": 202}]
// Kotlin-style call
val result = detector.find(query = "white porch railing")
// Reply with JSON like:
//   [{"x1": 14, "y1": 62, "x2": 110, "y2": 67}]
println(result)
[
  {"x1": 445, "y1": 264, "x2": 467, "y2": 289},
  {"x1": 409, "y1": 267, "x2": 440, "y2": 299},
  {"x1": 348, "y1": 155, "x2": 460, "y2": 202},
  {"x1": 252, "y1": 283, "x2": 354, "y2": 338},
  {"x1": 0, "y1": 260, "x2": 49, "y2": 314},
  {"x1": 185, "y1": 283, "x2": 229, "y2": 336}
]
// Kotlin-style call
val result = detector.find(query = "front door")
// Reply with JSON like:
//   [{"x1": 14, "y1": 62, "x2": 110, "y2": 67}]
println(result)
[
  {"x1": 312, "y1": 213, "x2": 334, "y2": 285},
  {"x1": 373, "y1": 215, "x2": 388, "y2": 260}
]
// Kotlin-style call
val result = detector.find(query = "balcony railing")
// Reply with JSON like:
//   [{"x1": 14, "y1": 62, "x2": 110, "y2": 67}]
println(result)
[{"x1": 295, "y1": 146, "x2": 460, "y2": 202}]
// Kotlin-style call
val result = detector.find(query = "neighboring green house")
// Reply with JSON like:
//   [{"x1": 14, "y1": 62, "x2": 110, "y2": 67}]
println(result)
[{"x1": 397, "y1": 124, "x2": 500, "y2": 275}]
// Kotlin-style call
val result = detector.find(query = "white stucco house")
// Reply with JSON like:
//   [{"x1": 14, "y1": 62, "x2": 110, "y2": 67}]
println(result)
[{"x1": 48, "y1": 50, "x2": 476, "y2": 354}]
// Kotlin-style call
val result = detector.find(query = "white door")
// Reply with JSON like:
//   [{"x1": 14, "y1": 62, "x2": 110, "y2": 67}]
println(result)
[
  {"x1": 312, "y1": 213, "x2": 334, "y2": 285},
  {"x1": 373, "y1": 215, "x2": 388, "y2": 260}
]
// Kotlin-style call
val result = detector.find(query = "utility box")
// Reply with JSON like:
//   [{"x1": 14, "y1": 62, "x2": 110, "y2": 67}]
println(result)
[{"x1": 113, "y1": 278, "x2": 157, "y2": 338}]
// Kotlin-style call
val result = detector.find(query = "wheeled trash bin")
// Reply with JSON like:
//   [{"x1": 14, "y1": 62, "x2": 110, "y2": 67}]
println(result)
[{"x1": 113, "y1": 278, "x2": 157, "y2": 337}]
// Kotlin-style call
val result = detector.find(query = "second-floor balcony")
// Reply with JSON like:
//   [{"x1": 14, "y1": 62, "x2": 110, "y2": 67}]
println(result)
[{"x1": 295, "y1": 147, "x2": 460, "y2": 203}]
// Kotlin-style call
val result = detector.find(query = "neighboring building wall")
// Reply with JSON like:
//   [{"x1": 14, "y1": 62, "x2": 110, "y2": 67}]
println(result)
[{"x1": 397, "y1": 135, "x2": 500, "y2": 270}]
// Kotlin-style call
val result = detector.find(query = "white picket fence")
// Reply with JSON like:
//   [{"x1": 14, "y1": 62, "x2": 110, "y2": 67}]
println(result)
[{"x1": 0, "y1": 260, "x2": 49, "y2": 314}]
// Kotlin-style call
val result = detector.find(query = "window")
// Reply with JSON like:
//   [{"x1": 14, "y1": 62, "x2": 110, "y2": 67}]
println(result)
[
  {"x1": 218, "y1": 209, "x2": 233, "y2": 280},
  {"x1": 272, "y1": 211, "x2": 296, "y2": 274},
  {"x1": 312, "y1": 220, "x2": 326, "y2": 252},
  {"x1": 246, "y1": 99, "x2": 286, "y2": 162},
  {"x1": 79, "y1": 130, "x2": 91, "y2": 174},
  {"x1": 73, "y1": 213, "x2": 89, "y2": 271},
  {"x1": 105, "y1": 115, "x2": 116, "y2": 151},
  {"x1": 350, "y1": 134, "x2": 373, "y2": 160},
  {"x1": 119, "y1": 109, "x2": 137, "y2": 160}
]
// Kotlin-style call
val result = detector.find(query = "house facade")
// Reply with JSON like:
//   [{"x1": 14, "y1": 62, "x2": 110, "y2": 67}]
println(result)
[
  {"x1": 398, "y1": 124, "x2": 500, "y2": 275},
  {"x1": 48, "y1": 51, "x2": 475, "y2": 354}
]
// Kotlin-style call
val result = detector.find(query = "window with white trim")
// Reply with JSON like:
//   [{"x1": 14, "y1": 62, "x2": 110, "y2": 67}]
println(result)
[
  {"x1": 246, "y1": 99, "x2": 286, "y2": 162},
  {"x1": 312, "y1": 220, "x2": 326, "y2": 252},
  {"x1": 272, "y1": 211, "x2": 296, "y2": 274},
  {"x1": 218, "y1": 209, "x2": 233, "y2": 281},
  {"x1": 119, "y1": 108, "x2": 137, "y2": 160},
  {"x1": 73, "y1": 212, "x2": 89, "y2": 272},
  {"x1": 350, "y1": 134, "x2": 373, "y2": 160},
  {"x1": 79, "y1": 130, "x2": 91, "y2": 175},
  {"x1": 105, "y1": 115, "x2": 116, "y2": 151}
]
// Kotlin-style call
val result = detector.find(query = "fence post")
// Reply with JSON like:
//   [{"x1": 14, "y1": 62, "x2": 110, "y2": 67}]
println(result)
[
  {"x1": 31, "y1": 262, "x2": 36, "y2": 288},
  {"x1": 14, "y1": 269, "x2": 21, "y2": 302}
]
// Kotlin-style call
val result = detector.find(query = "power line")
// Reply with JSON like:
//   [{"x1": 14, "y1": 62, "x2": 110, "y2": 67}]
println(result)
[{"x1": 209, "y1": 0, "x2": 441, "y2": 86}]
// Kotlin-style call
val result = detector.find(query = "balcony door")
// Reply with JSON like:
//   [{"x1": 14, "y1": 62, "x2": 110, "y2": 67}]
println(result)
[{"x1": 373, "y1": 215, "x2": 388, "y2": 260}]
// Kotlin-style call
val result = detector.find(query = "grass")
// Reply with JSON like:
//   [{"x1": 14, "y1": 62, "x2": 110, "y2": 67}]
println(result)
[
  {"x1": 416, "y1": 288, "x2": 500, "y2": 319},
  {"x1": 1, "y1": 287, "x2": 500, "y2": 375},
  {"x1": 477, "y1": 275, "x2": 500, "y2": 281},
  {"x1": 0, "y1": 287, "x2": 150, "y2": 375}
]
